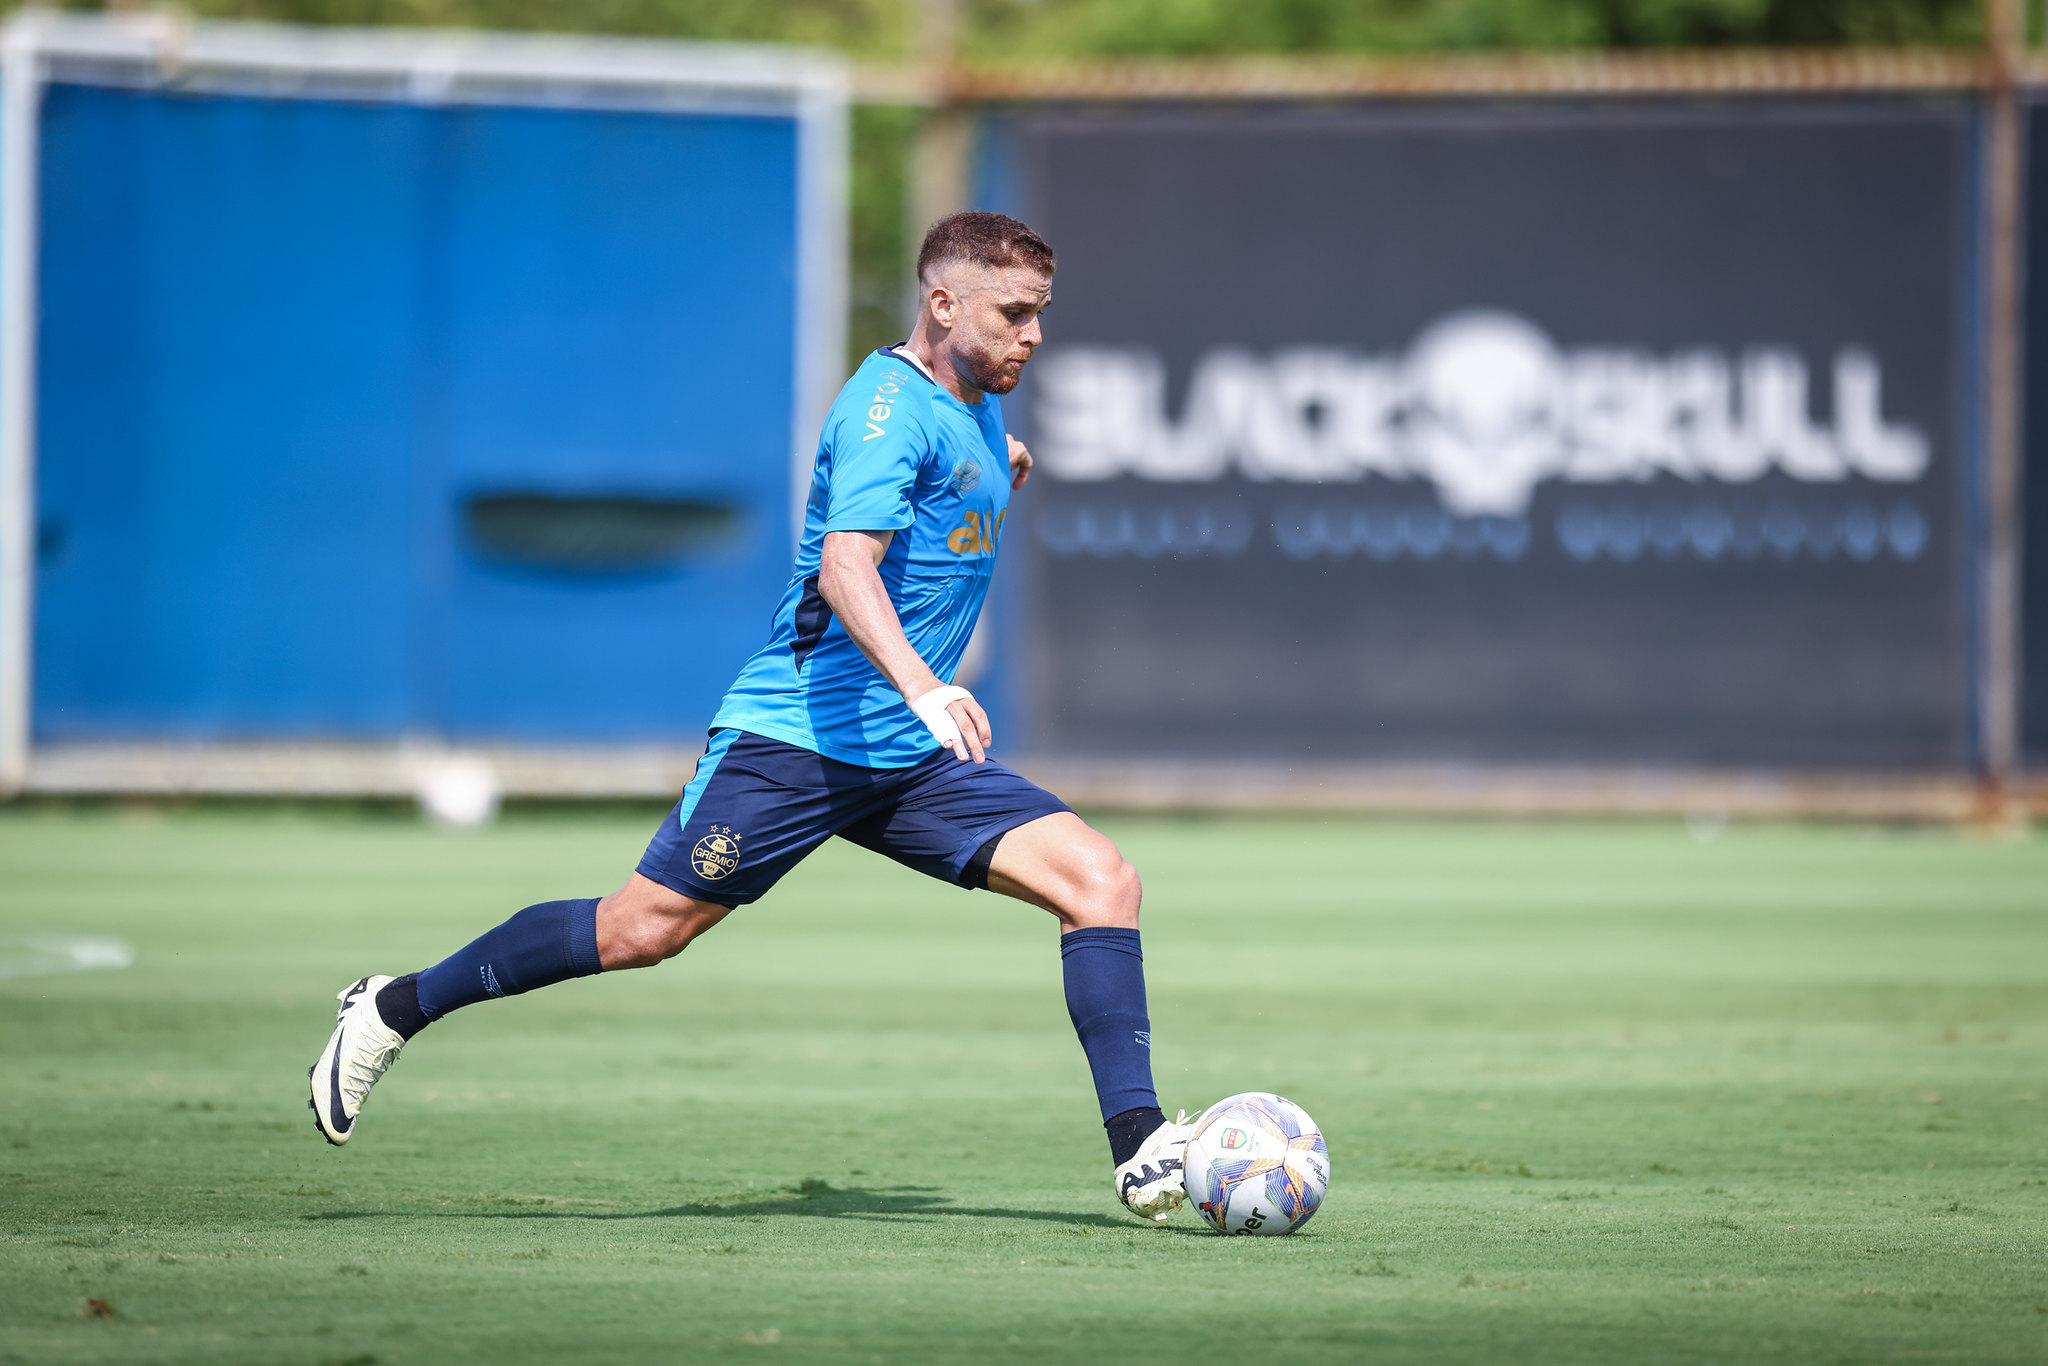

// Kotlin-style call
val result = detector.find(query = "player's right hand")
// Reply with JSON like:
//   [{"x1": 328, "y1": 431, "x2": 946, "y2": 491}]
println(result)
[
  {"x1": 910, "y1": 685, "x2": 992, "y2": 763},
  {"x1": 944, "y1": 693, "x2": 992, "y2": 763}
]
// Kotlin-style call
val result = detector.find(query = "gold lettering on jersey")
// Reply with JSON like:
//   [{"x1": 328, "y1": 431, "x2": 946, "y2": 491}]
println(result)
[
  {"x1": 946, "y1": 508, "x2": 1005, "y2": 555},
  {"x1": 862, "y1": 376, "x2": 905, "y2": 442}
]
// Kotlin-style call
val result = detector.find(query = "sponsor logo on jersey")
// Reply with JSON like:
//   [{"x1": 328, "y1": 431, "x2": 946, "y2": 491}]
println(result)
[
  {"x1": 946, "y1": 508, "x2": 1004, "y2": 555},
  {"x1": 1032, "y1": 309, "x2": 1929, "y2": 517},
  {"x1": 691, "y1": 824, "x2": 742, "y2": 881},
  {"x1": 949, "y1": 458, "x2": 982, "y2": 495},
  {"x1": 862, "y1": 374, "x2": 906, "y2": 442}
]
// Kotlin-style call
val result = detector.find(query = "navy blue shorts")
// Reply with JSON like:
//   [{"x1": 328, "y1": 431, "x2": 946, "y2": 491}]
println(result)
[{"x1": 636, "y1": 729, "x2": 1072, "y2": 907}]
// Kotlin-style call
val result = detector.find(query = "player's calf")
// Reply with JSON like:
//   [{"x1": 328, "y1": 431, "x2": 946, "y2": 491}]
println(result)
[
  {"x1": 307, "y1": 896, "x2": 606, "y2": 1145},
  {"x1": 989, "y1": 815, "x2": 1179, "y2": 1221},
  {"x1": 305, "y1": 886, "x2": 739, "y2": 1145},
  {"x1": 594, "y1": 876, "x2": 734, "y2": 969}
]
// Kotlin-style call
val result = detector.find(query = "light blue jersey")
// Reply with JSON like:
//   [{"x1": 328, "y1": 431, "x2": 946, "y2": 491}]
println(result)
[{"x1": 711, "y1": 347, "x2": 1011, "y2": 768}]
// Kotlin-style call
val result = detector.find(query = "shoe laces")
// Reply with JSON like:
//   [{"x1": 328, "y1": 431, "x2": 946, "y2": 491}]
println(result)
[
  {"x1": 334, "y1": 990, "x2": 401, "y2": 1106},
  {"x1": 339, "y1": 1036, "x2": 398, "y2": 1107}
]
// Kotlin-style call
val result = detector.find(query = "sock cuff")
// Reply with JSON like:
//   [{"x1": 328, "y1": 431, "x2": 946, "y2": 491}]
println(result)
[
  {"x1": 376, "y1": 972, "x2": 433, "y2": 1037},
  {"x1": 1059, "y1": 926, "x2": 1142, "y2": 959},
  {"x1": 1104, "y1": 1105, "x2": 1168, "y2": 1166},
  {"x1": 565, "y1": 897, "x2": 603, "y2": 976}
]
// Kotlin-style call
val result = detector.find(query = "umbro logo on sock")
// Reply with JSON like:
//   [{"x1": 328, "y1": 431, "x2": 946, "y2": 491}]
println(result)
[
  {"x1": 480, "y1": 965, "x2": 504, "y2": 999},
  {"x1": 1133, "y1": 1030, "x2": 1151, "y2": 1047},
  {"x1": 1119, "y1": 1157, "x2": 1182, "y2": 1198}
]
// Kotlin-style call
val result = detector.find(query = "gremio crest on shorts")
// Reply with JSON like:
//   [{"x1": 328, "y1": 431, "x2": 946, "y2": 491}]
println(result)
[{"x1": 690, "y1": 824, "x2": 742, "y2": 881}]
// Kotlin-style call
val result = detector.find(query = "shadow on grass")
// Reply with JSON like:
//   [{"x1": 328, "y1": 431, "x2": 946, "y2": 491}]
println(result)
[{"x1": 303, "y1": 1179, "x2": 1186, "y2": 1231}]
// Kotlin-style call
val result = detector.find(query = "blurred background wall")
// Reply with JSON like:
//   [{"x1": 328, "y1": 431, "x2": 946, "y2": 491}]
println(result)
[{"x1": 0, "y1": 0, "x2": 2041, "y2": 817}]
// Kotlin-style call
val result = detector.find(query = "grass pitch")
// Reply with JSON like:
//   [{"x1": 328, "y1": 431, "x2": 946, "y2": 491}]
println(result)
[{"x1": 2, "y1": 805, "x2": 2045, "y2": 1365}]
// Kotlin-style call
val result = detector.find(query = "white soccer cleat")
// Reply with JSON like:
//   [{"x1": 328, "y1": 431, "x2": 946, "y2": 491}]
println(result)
[
  {"x1": 1114, "y1": 1110, "x2": 1198, "y2": 1223},
  {"x1": 308, "y1": 975, "x2": 404, "y2": 1146}
]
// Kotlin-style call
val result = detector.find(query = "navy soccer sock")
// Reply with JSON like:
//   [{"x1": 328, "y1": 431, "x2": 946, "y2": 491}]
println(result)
[
  {"x1": 408, "y1": 897, "x2": 603, "y2": 1029},
  {"x1": 1061, "y1": 926, "x2": 1161, "y2": 1155}
]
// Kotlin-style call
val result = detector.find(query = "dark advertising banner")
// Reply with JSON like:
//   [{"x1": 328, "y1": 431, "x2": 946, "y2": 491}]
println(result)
[
  {"x1": 999, "y1": 101, "x2": 1973, "y2": 769},
  {"x1": 2023, "y1": 102, "x2": 2048, "y2": 770}
]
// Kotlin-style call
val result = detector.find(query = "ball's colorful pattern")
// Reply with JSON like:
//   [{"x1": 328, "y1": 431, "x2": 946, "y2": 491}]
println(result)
[{"x1": 1184, "y1": 1093, "x2": 1329, "y2": 1235}]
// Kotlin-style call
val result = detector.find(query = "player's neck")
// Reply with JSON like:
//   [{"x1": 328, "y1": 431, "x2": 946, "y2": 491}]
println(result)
[{"x1": 902, "y1": 331, "x2": 984, "y2": 406}]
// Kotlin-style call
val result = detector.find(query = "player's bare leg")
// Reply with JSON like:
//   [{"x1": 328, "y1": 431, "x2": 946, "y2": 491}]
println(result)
[
  {"x1": 594, "y1": 874, "x2": 734, "y2": 968},
  {"x1": 988, "y1": 812, "x2": 1193, "y2": 1223},
  {"x1": 985, "y1": 811, "x2": 1140, "y2": 929}
]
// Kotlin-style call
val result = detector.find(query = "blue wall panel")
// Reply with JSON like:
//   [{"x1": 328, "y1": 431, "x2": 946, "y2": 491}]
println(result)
[
  {"x1": 37, "y1": 86, "x2": 427, "y2": 738},
  {"x1": 431, "y1": 105, "x2": 796, "y2": 742},
  {"x1": 33, "y1": 84, "x2": 800, "y2": 743}
]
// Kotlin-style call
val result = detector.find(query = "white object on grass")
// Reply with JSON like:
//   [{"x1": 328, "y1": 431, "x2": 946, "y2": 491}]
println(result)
[
  {"x1": 412, "y1": 753, "x2": 502, "y2": 828},
  {"x1": 0, "y1": 934, "x2": 135, "y2": 979}
]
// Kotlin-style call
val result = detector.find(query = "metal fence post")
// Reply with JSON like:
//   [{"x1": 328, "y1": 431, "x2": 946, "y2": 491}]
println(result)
[
  {"x1": 0, "y1": 15, "x2": 42, "y2": 795},
  {"x1": 1984, "y1": 0, "x2": 2025, "y2": 803}
]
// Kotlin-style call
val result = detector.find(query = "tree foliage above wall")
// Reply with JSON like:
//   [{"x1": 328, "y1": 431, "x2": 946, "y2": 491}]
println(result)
[
  {"x1": 84, "y1": 0, "x2": 1982, "y2": 366},
  {"x1": 59, "y1": 0, "x2": 1984, "y2": 53}
]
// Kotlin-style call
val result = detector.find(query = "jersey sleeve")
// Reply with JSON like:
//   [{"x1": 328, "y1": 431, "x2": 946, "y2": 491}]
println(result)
[{"x1": 822, "y1": 389, "x2": 928, "y2": 534}]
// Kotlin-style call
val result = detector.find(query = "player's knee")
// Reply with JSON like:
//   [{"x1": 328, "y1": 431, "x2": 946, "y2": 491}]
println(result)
[
  {"x1": 1060, "y1": 844, "x2": 1141, "y2": 930},
  {"x1": 1110, "y1": 857, "x2": 1143, "y2": 925}
]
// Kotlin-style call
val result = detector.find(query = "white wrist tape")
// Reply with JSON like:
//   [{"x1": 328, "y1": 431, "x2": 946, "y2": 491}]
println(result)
[{"x1": 909, "y1": 685, "x2": 975, "y2": 749}]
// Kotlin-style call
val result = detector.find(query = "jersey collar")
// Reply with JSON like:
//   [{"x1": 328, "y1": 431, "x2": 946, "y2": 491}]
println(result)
[
  {"x1": 880, "y1": 341, "x2": 994, "y2": 410},
  {"x1": 884, "y1": 342, "x2": 939, "y2": 385}
]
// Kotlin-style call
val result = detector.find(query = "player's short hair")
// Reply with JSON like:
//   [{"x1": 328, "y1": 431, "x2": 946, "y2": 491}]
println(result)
[{"x1": 916, "y1": 211, "x2": 1055, "y2": 283}]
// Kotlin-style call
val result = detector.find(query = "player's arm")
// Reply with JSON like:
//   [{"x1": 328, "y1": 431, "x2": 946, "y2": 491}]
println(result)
[{"x1": 818, "y1": 529, "x2": 993, "y2": 763}]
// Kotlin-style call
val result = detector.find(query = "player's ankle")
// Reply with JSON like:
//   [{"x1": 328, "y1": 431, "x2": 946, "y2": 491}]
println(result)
[
  {"x1": 374, "y1": 973, "x2": 432, "y2": 1041},
  {"x1": 1105, "y1": 1105, "x2": 1167, "y2": 1166}
]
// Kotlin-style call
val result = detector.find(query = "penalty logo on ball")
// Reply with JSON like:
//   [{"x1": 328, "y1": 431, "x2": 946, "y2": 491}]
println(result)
[{"x1": 1219, "y1": 1127, "x2": 1248, "y2": 1150}]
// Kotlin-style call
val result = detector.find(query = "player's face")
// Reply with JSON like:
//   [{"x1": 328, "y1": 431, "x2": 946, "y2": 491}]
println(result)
[{"x1": 948, "y1": 265, "x2": 1051, "y2": 396}]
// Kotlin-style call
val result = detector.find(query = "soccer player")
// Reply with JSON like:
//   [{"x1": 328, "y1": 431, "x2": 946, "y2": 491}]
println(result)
[{"x1": 308, "y1": 212, "x2": 1192, "y2": 1223}]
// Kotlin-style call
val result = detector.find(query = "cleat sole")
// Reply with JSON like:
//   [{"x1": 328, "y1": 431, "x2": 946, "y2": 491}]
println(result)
[{"x1": 308, "y1": 1063, "x2": 344, "y2": 1147}]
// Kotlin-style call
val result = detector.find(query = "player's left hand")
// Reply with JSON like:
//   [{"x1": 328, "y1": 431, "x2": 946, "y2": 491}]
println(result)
[{"x1": 1006, "y1": 434, "x2": 1033, "y2": 491}]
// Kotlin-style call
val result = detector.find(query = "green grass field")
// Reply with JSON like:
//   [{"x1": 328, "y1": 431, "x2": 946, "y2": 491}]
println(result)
[{"x1": 2, "y1": 806, "x2": 2045, "y2": 1365}]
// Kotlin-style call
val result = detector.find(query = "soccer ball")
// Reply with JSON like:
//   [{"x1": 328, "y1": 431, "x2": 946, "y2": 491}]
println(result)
[{"x1": 1183, "y1": 1093, "x2": 1329, "y2": 1235}]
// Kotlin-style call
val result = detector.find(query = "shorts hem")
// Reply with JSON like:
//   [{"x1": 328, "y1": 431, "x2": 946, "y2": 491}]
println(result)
[{"x1": 945, "y1": 797, "x2": 1074, "y2": 887}]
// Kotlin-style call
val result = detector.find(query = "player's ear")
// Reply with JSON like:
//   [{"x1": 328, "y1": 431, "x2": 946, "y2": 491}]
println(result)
[{"x1": 927, "y1": 283, "x2": 958, "y2": 330}]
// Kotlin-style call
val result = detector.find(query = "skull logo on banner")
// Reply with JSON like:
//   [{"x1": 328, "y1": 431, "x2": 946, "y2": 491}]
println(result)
[{"x1": 1032, "y1": 310, "x2": 1930, "y2": 517}]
